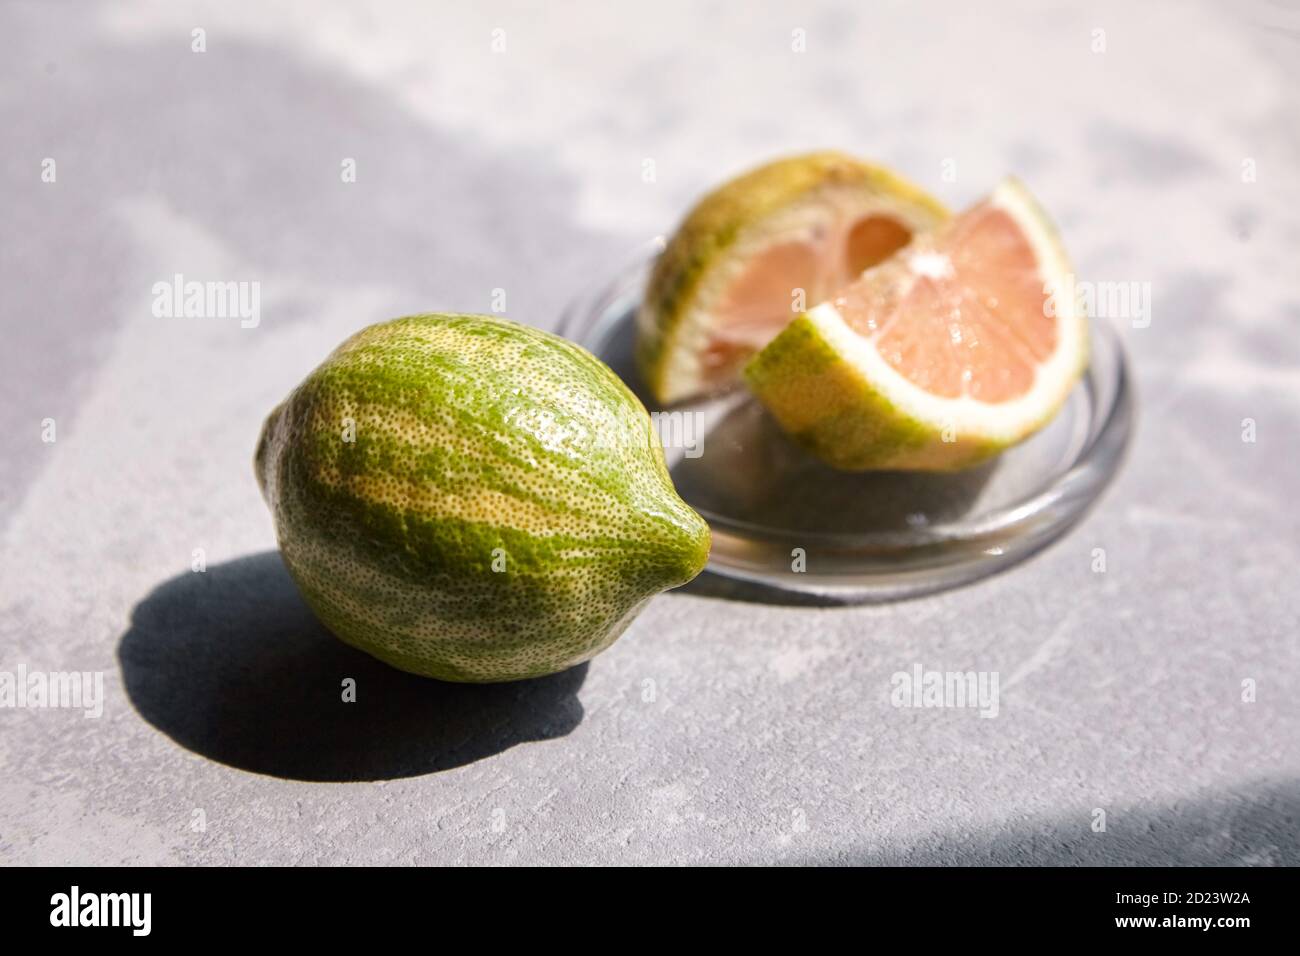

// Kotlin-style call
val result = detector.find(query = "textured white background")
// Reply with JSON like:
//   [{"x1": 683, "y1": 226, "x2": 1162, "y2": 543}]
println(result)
[{"x1": 1, "y1": 0, "x2": 1298, "y2": 864}]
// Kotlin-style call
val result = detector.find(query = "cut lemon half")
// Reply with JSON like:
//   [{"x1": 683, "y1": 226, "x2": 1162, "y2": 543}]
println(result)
[
  {"x1": 743, "y1": 178, "x2": 1088, "y2": 472},
  {"x1": 636, "y1": 152, "x2": 948, "y2": 405}
]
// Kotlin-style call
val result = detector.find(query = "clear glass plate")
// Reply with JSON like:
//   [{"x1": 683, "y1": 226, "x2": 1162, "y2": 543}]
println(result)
[{"x1": 558, "y1": 242, "x2": 1134, "y2": 603}]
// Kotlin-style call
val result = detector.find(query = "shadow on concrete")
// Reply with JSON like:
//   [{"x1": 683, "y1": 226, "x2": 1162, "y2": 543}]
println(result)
[
  {"x1": 803, "y1": 778, "x2": 1300, "y2": 866},
  {"x1": 677, "y1": 572, "x2": 858, "y2": 607},
  {"x1": 118, "y1": 552, "x2": 587, "y2": 782},
  {"x1": 0, "y1": 9, "x2": 624, "y2": 525}
]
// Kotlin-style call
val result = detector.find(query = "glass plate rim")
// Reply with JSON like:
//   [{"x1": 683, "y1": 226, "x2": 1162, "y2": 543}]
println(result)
[{"x1": 558, "y1": 240, "x2": 1134, "y2": 599}]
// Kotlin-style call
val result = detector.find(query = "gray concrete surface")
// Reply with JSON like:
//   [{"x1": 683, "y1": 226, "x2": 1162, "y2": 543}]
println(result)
[{"x1": 1, "y1": 0, "x2": 1298, "y2": 865}]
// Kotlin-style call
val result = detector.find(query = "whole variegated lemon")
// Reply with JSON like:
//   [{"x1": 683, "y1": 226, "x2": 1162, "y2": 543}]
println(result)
[{"x1": 256, "y1": 314, "x2": 710, "y2": 682}]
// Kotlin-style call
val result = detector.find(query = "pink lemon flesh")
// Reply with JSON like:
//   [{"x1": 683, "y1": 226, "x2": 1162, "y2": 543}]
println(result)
[
  {"x1": 634, "y1": 152, "x2": 949, "y2": 406},
  {"x1": 744, "y1": 178, "x2": 1087, "y2": 472},
  {"x1": 701, "y1": 215, "x2": 916, "y2": 381}
]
